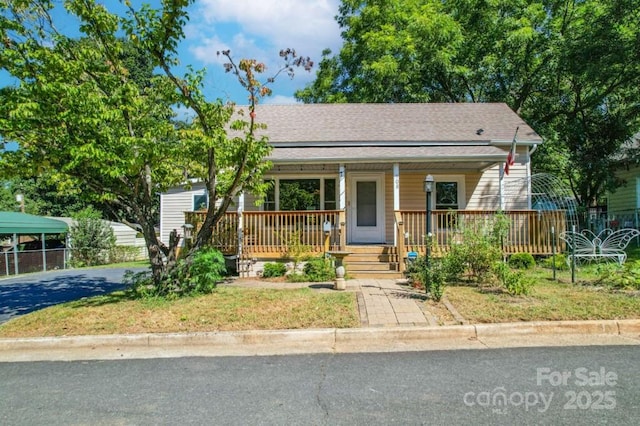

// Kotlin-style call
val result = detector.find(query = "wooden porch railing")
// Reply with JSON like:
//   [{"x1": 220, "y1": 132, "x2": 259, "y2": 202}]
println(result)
[
  {"x1": 184, "y1": 210, "x2": 343, "y2": 257},
  {"x1": 395, "y1": 210, "x2": 567, "y2": 264},
  {"x1": 185, "y1": 210, "x2": 566, "y2": 270}
]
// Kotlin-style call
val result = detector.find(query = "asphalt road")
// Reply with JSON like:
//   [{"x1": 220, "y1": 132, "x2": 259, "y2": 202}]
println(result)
[
  {"x1": 1, "y1": 346, "x2": 639, "y2": 425},
  {"x1": 0, "y1": 267, "x2": 146, "y2": 324}
]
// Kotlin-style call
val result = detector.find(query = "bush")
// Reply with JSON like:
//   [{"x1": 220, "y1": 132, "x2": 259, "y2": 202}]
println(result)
[
  {"x1": 302, "y1": 256, "x2": 335, "y2": 282},
  {"x1": 126, "y1": 248, "x2": 226, "y2": 298},
  {"x1": 69, "y1": 207, "x2": 116, "y2": 267},
  {"x1": 181, "y1": 248, "x2": 227, "y2": 294},
  {"x1": 508, "y1": 253, "x2": 535, "y2": 269},
  {"x1": 263, "y1": 262, "x2": 287, "y2": 278},
  {"x1": 596, "y1": 260, "x2": 640, "y2": 290},
  {"x1": 109, "y1": 245, "x2": 142, "y2": 263},
  {"x1": 493, "y1": 262, "x2": 534, "y2": 295},
  {"x1": 539, "y1": 254, "x2": 569, "y2": 271}
]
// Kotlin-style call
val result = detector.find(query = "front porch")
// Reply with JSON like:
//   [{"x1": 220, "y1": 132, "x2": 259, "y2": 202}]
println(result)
[{"x1": 184, "y1": 209, "x2": 566, "y2": 277}]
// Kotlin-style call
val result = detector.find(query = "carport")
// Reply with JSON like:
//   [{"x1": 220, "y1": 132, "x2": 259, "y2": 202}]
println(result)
[{"x1": 0, "y1": 212, "x2": 68, "y2": 276}]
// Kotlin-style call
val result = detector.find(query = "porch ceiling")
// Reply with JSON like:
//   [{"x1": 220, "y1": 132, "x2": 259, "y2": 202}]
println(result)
[{"x1": 269, "y1": 145, "x2": 507, "y2": 171}]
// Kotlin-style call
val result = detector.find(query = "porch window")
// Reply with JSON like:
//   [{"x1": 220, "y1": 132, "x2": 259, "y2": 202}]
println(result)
[
  {"x1": 435, "y1": 182, "x2": 459, "y2": 210},
  {"x1": 193, "y1": 193, "x2": 208, "y2": 211},
  {"x1": 263, "y1": 178, "x2": 338, "y2": 211},
  {"x1": 264, "y1": 181, "x2": 276, "y2": 211}
]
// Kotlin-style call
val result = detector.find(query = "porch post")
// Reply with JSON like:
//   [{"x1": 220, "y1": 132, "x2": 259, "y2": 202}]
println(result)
[
  {"x1": 237, "y1": 193, "x2": 244, "y2": 274},
  {"x1": 339, "y1": 164, "x2": 346, "y2": 210},
  {"x1": 393, "y1": 163, "x2": 400, "y2": 245},
  {"x1": 499, "y1": 163, "x2": 505, "y2": 210},
  {"x1": 339, "y1": 164, "x2": 346, "y2": 249}
]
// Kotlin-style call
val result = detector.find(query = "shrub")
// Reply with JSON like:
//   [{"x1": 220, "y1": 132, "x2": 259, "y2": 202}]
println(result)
[
  {"x1": 109, "y1": 245, "x2": 142, "y2": 263},
  {"x1": 508, "y1": 253, "x2": 535, "y2": 269},
  {"x1": 539, "y1": 254, "x2": 569, "y2": 271},
  {"x1": 407, "y1": 255, "x2": 445, "y2": 301},
  {"x1": 126, "y1": 248, "x2": 226, "y2": 298},
  {"x1": 69, "y1": 207, "x2": 116, "y2": 267},
  {"x1": 182, "y1": 248, "x2": 227, "y2": 294},
  {"x1": 263, "y1": 262, "x2": 287, "y2": 278},
  {"x1": 493, "y1": 262, "x2": 534, "y2": 295},
  {"x1": 596, "y1": 260, "x2": 640, "y2": 290},
  {"x1": 302, "y1": 256, "x2": 335, "y2": 282}
]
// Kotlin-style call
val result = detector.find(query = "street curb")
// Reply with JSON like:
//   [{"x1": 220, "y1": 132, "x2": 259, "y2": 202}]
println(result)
[{"x1": 1, "y1": 319, "x2": 639, "y2": 362}]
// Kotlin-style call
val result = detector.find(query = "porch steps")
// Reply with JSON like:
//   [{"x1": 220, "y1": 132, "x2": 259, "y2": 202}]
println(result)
[{"x1": 343, "y1": 245, "x2": 403, "y2": 279}]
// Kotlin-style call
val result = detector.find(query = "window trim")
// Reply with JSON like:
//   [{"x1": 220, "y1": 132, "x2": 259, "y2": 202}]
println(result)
[{"x1": 431, "y1": 175, "x2": 466, "y2": 210}]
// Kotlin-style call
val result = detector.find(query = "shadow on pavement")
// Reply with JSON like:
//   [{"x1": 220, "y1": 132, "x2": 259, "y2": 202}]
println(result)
[{"x1": 0, "y1": 272, "x2": 133, "y2": 324}]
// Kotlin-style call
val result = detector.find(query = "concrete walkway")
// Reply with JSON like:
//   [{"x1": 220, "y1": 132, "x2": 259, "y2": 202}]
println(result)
[{"x1": 347, "y1": 279, "x2": 431, "y2": 327}]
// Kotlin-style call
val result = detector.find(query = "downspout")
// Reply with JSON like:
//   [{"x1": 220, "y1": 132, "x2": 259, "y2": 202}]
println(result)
[{"x1": 528, "y1": 144, "x2": 538, "y2": 210}]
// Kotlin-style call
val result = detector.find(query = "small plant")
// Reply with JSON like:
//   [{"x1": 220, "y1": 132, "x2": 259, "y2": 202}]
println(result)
[
  {"x1": 301, "y1": 256, "x2": 335, "y2": 282},
  {"x1": 283, "y1": 229, "x2": 311, "y2": 271},
  {"x1": 493, "y1": 262, "x2": 534, "y2": 295},
  {"x1": 425, "y1": 259, "x2": 446, "y2": 301},
  {"x1": 508, "y1": 253, "x2": 535, "y2": 269},
  {"x1": 263, "y1": 262, "x2": 287, "y2": 278}
]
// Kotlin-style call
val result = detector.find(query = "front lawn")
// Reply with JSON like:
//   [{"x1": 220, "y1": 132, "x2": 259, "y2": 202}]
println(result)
[
  {"x1": 0, "y1": 287, "x2": 359, "y2": 337},
  {"x1": 444, "y1": 266, "x2": 640, "y2": 323}
]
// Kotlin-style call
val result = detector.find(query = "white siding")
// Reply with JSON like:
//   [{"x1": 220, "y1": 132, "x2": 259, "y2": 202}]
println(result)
[
  {"x1": 160, "y1": 183, "x2": 207, "y2": 244},
  {"x1": 466, "y1": 163, "x2": 529, "y2": 210}
]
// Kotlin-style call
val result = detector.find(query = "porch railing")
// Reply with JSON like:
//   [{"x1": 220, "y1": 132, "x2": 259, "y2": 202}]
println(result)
[
  {"x1": 185, "y1": 209, "x2": 566, "y2": 266},
  {"x1": 184, "y1": 210, "x2": 343, "y2": 257},
  {"x1": 396, "y1": 210, "x2": 567, "y2": 260}
]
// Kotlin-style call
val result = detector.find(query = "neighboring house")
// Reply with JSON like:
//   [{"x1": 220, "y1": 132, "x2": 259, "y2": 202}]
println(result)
[
  {"x1": 606, "y1": 134, "x2": 640, "y2": 228},
  {"x1": 162, "y1": 103, "x2": 562, "y2": 277}
]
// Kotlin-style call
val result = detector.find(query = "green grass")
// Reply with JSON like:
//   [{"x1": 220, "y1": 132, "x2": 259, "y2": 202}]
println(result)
[
  {"x1": 0, "y1": 287, "x2": 359, "y2": 337},
  {"x1": 445, "y1": 263, "x2": 640, "y2": 323}
]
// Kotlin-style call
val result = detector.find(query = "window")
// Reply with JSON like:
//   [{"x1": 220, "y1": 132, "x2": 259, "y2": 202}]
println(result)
[
  {"x1": 263, "y1": 178, "x2": 338, "y2": 211},
  {"x1": 193, "y1": 193, "x2": 208, "y2": 210},
  {"x1": 436, "y1": 182, "x2": 459, "y2": 210},
  {"x1": 280, "y1": 179, "x2": 320, "y2": 210},
  {"x1": 264, "y1": 181, "x2": 276, "y2": 211}
]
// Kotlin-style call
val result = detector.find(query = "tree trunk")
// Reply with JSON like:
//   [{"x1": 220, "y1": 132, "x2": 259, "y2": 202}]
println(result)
[{"x1": 140, "y1": 219, "x2": 166, "y2": 286}]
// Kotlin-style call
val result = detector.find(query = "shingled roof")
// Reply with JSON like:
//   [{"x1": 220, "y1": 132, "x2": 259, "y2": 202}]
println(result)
[{"x1": 251, "y1": 103, "x2": 542, "y2": 146}]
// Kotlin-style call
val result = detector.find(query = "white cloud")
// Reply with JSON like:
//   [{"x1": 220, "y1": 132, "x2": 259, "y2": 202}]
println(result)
[
  {"x1": 194, "y1": 0, "x2": 342, "y2": 60},
  {"x1": 263, "y1": 95, "x2": 299, "y2": 105}
]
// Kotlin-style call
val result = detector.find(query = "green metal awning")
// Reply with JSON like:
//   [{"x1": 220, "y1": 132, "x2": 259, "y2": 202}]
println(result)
[{"x1": 0, "y1": 212, "x2": 68, "y2": 234}]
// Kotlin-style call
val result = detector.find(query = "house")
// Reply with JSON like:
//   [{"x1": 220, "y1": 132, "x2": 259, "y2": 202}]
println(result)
[
  {"x1": 605, "y1": 133, "x2": 640, "y2": 229},
  {"x1": 161, "y1": 103, "x2": 563, "y2": 277}
]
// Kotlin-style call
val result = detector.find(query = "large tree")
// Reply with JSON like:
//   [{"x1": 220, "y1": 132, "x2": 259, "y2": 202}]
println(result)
[
  {"x1": 297, "y1": 0, "x2": 640, "y2": 207},
  {"x1": 0, "y1": 0, "x2": 310, "y2": 288}
]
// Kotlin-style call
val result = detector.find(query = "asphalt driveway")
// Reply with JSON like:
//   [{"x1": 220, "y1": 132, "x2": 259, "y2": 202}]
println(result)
[{"x1": 0, "y1": 267, "x2": 146, "y2": 325}]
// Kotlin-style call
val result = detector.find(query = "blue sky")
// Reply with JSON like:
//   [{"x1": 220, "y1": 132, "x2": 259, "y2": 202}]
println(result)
[
  {"x1": 169, "y1": 0, "x2": 343, "y2": 104},
  {"x1": 1, "y1": 0, "x2": 343, "y2": 105},
  {"x1": 0, "y1": 1, "x2": 343, "y2": 150}
]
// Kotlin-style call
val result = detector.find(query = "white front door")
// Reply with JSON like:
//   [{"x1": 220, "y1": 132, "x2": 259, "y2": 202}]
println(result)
[{"x1": 348, "y1": 173, "x2": 385, "y2": 243}]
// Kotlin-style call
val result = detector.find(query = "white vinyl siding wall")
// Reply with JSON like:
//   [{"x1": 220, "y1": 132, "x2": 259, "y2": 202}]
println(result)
[{"x1": 160, "y1": 183, "x2": 208, "y2": 244}]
